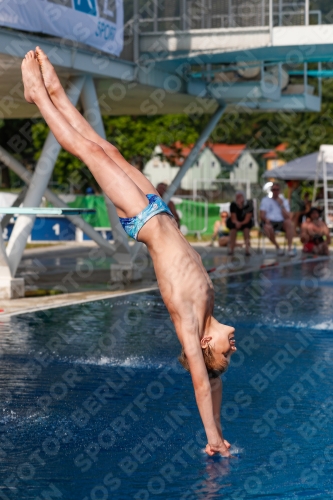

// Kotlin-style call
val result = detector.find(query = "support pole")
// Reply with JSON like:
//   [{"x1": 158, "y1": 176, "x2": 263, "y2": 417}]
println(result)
[
  {"x1": 163, "y1": 104, "x2": 226, "y2": 204},
  {"x1": 269, "y1": 0, "x2": 273, "y2": 45},
  {"x1": 305, "y1": 0, "x2": 309, "y2": 25},
  {"x1": 80, "y1": 76, "x2": 132, "y2": 263},
  {"x1": 0, "y1": 230, "x2": 11, "y2": 279},
  {"x1": 0, "y1": 227, "x2": 24, "y2": 299},
  {"x1": 0, "y1": 146, "x2": 116, "y2": 257},
  {"x1": 6, "y1": 77, "x2": 85, "y2": 276},
  {"x1": 324, "y1": 159, "x2": 329, "y2": 225},
  {"x1": 133, "y1": 0, "x2": 139, "y2": 64}
]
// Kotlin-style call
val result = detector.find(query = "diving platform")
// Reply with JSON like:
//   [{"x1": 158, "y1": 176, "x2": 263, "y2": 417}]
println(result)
[{"x1": 0, "y1": 208, "x2": 95, "y2": 216}]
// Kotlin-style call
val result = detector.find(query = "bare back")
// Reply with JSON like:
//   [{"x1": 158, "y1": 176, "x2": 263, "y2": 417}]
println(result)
[{"x1": 139, "y1": 214, "x2": 215, "y2": 342}]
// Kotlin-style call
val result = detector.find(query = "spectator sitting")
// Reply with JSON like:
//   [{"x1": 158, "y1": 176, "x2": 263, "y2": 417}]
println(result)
[
  {"x1": 226, "y1": 191, "x2": 254, "y2": 256},
  {"x1": 210, "y1": 211, "x2": 230, "y2": 247},
  {"x1": 301, "y1": 207, "x2": 330, "y2": 255},
  {"x1": 260, "y1": 182, "x2": 295, "y2": 257},
  {"x1": 156, "y1": 182, "x2": 180, "y2": 228}
]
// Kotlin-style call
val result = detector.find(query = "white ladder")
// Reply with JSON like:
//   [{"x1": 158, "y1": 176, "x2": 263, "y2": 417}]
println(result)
[{"x1": 313, "y1": 145, "x2": 333, "y2": 229}]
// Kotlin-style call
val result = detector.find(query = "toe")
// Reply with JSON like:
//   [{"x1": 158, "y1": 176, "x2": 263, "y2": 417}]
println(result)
[{"x1": 36, "y1": 46, "x2": 47, "y2": 60}]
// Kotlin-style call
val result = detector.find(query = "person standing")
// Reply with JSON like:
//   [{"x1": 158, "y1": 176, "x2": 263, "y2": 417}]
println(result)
[{"x1": 288, "y1": 180, "x2": 306, "y2": 234}]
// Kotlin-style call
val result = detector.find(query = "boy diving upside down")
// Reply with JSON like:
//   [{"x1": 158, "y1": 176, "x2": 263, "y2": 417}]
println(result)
[{"x1": 21, "y1": 48, "x2": 237, "y2": 457}]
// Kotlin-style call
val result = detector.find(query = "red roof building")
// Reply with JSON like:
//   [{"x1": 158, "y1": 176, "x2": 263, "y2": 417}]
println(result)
[
  {"x1": 159, "y1": 141, "x2": 248, "y2": 167},
  {"x1": 209, "y1": 144, "x2": 246, "y2": 165}
]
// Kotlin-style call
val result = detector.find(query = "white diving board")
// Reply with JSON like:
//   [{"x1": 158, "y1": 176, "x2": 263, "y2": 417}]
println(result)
[{"x1": 0, "y1": 207, "x2": 96, "y2": 215}]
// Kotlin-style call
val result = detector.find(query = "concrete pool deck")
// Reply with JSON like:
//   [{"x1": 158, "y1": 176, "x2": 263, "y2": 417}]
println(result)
[{"x1": 0, "y1": 240, "x2": 329, "y2": 318}]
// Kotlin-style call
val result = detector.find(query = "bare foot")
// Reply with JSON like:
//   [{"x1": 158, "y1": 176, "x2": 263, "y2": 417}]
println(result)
[
  {"x1": 35, "y1": 46, "x2": 62, "y2": 98},
  {"x1": 21, "y1": 51, "x2": 46, "y2": 104}
]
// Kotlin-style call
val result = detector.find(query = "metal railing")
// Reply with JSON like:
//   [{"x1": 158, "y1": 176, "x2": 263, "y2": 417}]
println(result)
[
  {"x1": 174, "y1": 195, "x2": 208, "y2": 237},
  {"x1": 193, "y1": 178, "x2": 252, "y2": 201},
  {"x1": 121, "y1": 0, "x2": 320, "y2": 62},
  {"x1": 130, "y1": 0, "x2": 316, "y2": 33}
]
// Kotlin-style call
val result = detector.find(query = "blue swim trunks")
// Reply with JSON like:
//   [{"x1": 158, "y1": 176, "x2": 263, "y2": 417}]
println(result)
[{"x1": 119, "y1": 194, "x2": 174, "y2": 240}]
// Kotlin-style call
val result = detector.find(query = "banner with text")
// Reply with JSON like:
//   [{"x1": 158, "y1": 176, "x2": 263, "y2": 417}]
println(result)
[{"x1": 0, "y1": 0, "x2": 123, "y2": 56}]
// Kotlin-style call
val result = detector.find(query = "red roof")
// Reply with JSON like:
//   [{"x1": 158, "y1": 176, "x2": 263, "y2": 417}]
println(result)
[
  {"x1": 209, "y1": 144, "x2": 246, "y2": 165},
  {"x1": 159, "y1": 142, "x2": 246, "y2": 166},
  {"x1": 159, "y1": 141, "x2": 198, "y2": 166},
  {"x1": 263, "y1": 143, "x2": 288, "y2": 159}
]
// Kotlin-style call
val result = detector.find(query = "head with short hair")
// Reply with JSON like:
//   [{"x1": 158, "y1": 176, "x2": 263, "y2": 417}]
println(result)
[
  {"x1": 271, "y1": 182, "x2": 280, "y2": 198},
  {"x1": 178, "y1": 322, "x2": 236, "y2": 378},
  {"x1": 156, "y1": 182, "x2": 168, "y2": 196},
  {"x1": 235, "y1": 190, "x2": 245, "y2": 206},
  {"x1": 309, "y1": 207, "x2": 320, "y2": 221}
]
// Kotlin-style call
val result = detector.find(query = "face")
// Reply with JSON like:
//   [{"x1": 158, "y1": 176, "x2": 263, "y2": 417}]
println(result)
[
  {"x1": 310, "y1": 210, "x2": 320, "y2": 221},
  {"x1": 236, "y1": 194, "x2": 244, "y2": 206},
  {"x1": 210, "y1": 324, "x2": 236, "y2": 365},
  {"x1": 271, "y1": 185, "x2": 280, "y2": 197},
  {"x1": 220, "y1": 211, "x2": 228, "y2": 219}
]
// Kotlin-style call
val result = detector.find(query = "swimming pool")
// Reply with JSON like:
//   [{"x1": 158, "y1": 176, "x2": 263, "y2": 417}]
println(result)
[{"x1": 1, "y1": 259, "x2": 333, "y2": 499}]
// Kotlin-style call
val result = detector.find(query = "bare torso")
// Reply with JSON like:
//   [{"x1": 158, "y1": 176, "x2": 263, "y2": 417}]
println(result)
[{"x1": 139, "y1": 214, "x2": 214, "y2": 343}]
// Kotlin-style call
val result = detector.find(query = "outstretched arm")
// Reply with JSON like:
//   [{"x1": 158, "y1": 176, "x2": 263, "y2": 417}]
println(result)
[
  {"x1": 207, "y1": 377, "x2": 231, "y2": 450},
  {"x1": 183, "y1": 338, "x2": 230, "y2": 457},
  {"x1": 210, "y1": 377, "x2": 223, "y2": 437}
]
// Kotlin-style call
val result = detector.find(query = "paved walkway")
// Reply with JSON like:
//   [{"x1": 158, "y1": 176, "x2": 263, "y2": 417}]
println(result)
[{"x1": 0, "y1": 240, "x2": 328, "y2": 318}]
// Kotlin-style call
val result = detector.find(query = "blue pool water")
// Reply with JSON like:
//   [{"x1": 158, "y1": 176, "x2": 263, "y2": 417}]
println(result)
[{"x1": 1, "y1": 259, "x2": 333, "y2": 499}]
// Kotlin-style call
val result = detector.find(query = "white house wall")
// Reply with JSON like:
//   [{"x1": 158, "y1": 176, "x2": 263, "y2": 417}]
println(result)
[
  {"x1": 143, "y1": 146, "x2": 180, "y2": 188},
  {"x1": 144, "y1": 146, "x2": 222, "y2": 191},
  {"x1": 230, "y1": 151, "x2": 259, "y2": 183},
  {"x1": 180, "y1": 148, "x2": 222, "y2": 190}
]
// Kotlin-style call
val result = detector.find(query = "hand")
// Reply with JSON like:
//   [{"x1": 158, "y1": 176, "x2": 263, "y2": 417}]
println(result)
[
  {"x1": 235, "y1": 221, "x2": 242, "y2": 230},
  {"x1": 276, "y1": 197, "x2": 283, "y2": 207},
  {"x1": 205, "y1": 440, "x2": 231, "y2": 457}
]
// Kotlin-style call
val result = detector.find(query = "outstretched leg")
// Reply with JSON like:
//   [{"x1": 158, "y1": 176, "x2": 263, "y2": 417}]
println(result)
[
  {"x1": 35, "y1": 46, "x2": 158, "y2": 196},
  {"x1": 21, "y1": 51, "x2": 148, "y2": 219}
]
